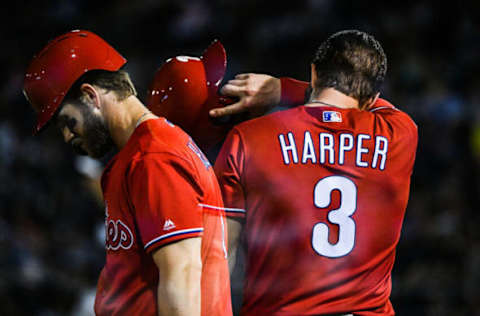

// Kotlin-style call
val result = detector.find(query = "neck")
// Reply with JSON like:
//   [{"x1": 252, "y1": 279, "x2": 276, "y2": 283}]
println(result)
[
  {"x1": 306, "y1": 88, "x2": 359, "y2": 109},
  {"x1": 105, "y1": 95, "x2": 158, "y2": 149}
]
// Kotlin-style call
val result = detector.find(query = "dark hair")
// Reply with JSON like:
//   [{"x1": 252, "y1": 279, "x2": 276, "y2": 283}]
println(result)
[
  {"x1": 64, "y1": 69, "x2": 137, "y2": 104},
  {"x1": 312, "y1": 30, "x2": 387, "y2": 108}
]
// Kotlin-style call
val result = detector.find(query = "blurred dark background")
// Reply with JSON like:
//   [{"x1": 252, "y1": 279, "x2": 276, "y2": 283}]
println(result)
[{"x1": 2, "y1": 0, "x2": 480, "y2": 315}]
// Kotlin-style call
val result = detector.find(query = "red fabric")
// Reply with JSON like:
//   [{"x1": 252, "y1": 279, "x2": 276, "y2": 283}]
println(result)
[
  {"x1": 279, "y1": 77, "x2": 310, "y2": 107},
  {"x1": 95, "y1": 118, "x2": 232, "y2": 316},
  {"x1": 215, "y1": 102, "x2": 417, "y2": 315}
]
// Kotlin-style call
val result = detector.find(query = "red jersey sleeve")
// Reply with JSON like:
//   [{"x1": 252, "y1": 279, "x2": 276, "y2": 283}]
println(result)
[
  {"x1": 127, "y1": 153, "x2": 204, "y2": 253},
  {"x1": 214, "y1": 128, "x2": 246, "y2": 218},
  {"x1": 369, "y1": 97, "x2": 396, "y2": 111},
  {"x1": 279, "y1": 77, "x2": 309, "y2": 107},
  {"x1": 370, "y1": 98, "x2": 418, "y2": 137},
  {"x1": 369, "y1": 98, "x2": 418, "y2": 176}
]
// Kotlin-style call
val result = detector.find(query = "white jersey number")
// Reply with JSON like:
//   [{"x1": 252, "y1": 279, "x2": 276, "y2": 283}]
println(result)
[{"x1": 312, "y1": 176, "x2": 357, "y2": 258}]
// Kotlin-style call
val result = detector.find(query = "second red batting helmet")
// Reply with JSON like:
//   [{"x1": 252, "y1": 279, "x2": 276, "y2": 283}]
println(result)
[
  {"x1": 24, "y1": 30, "x2": 127, "y2": 134},
  {"x1": 147, "y1": 40, "x2": 233, "y2": 153}
]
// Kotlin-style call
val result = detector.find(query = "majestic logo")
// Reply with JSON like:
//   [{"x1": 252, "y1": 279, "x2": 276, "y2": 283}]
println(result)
[
  {"x1": 323, "y1": 111, "x2": 342, "y2": 123},
  {"x1": 105, "y1": 202, "x2": 134, "y2": 251},
  {"x1": 163, "y1": 219, "x2": 176, "y2": 231}
]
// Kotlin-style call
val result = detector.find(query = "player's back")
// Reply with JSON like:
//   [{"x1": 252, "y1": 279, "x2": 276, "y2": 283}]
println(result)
[{"x1": 215, "y1": 99, "x2": 417, "y2": 315}]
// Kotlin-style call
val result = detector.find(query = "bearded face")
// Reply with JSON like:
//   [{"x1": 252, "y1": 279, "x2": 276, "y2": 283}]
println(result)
[{"x1": 56, "y1": 100, "x2": 115, "y2": 159}]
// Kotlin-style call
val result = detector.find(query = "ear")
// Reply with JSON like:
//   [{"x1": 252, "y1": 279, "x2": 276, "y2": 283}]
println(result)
[
  {"x1": 363, "y1": 92, "x2": 380, "y2": 110},
  {"x1": 79, "y1": 83, "x2": 102, "y2": 110}
]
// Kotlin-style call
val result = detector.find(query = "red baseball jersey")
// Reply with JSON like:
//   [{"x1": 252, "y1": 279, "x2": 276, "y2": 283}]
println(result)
[
  {"x1": 94, "y1": 118, "x2": 232, "y2": 316},
  {"x1": 215, "y1": 98, "x2": 417, "y2": 315}
]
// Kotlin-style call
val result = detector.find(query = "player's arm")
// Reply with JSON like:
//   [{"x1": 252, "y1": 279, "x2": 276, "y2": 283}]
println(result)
[
  {"x1": 226, "y1": 217, "x2": 244, "y2": 272},
  {"x1": 210, "y1": 74, "x2": 309, "y2": 118},
  {"x1": 128, "y1": 154, "x2": 206, "y2": 316},
  {"x1": 152, "y1": 238, "x2": 202, "y2": 316},
  {"x1": 212, "y1": 73, "x2": 394, "y2": 117},
  {"x1": 369, "y1": 98, "x2": 418, "y2": 173},
  {"x1": 213, "y1": 128, "x2": 247, "y2": 274}
]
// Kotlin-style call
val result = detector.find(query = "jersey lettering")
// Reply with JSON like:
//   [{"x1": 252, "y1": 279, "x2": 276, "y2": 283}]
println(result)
[
  {"x1": 372, "y1": 136, "x2": 388, "y2": 170},
  {"x1": 356, "y1": 134, "x2": 370, "y2": 167},
  {"x1": 277, "y1": 131, "x2": 388, "y2": 170},
  {"x1": 302, "y1": 131, "x2": 317, "y2": 164},
  {"x1": 278, "y1": 132, "x2": 298, "y2": 164},
  {"x1": 339, "y1": 133, "x2": 354, "y2": 165},
  {"x1": 106, "y1": 219, "x2": 134, "y2": 251},
  {"x1": 187, "y1": 138, "x2": 211, "y2": 169},
  {"x1": 105, "y1": 202, "x2": 134, "y2": 251},
  {"x1": 319, "y1": 133, "x2": 334, "y2": 164}
]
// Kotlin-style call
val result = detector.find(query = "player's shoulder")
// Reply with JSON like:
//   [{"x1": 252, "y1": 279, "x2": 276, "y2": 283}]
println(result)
[
  {"x1": 134, "y1": 118, "x2": 212, "y2": 170},
  {"x1": 369, "y1": 98, "x2": 417, "y2": 133},
  {"x1": 120, "y1": 118, "x2": 195, "y2": 167},
  {"x1": 135, "y1": 118, "x2": 187, "y2": 152},
  {"x1": 370, "y1": 98, "x2": 414, "y2": 119}
]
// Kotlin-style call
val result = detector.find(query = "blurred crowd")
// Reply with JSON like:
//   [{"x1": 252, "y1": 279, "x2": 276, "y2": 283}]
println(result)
[{"x1": 2, "y1": 0, "x2": 480, "y2": 315}]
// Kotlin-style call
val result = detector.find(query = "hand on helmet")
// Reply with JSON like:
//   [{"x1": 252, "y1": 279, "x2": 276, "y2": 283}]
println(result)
[{"x1": 209, "y1": 73, "x2": 281, "y2": 118}]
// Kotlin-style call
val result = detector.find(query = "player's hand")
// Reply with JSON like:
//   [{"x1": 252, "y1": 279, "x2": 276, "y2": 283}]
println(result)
[{"x1": 209, "y1": 73, "x2": 281, "y2": 118}]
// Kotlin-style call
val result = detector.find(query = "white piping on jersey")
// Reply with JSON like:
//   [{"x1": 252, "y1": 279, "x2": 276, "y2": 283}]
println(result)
[
  {"x1": 198, "y1": 203, "x2": 246, "y2": 213},
  {"x1": 144, "y1": 227, "x2": 204, "y2": 249},
  {"x1": 369, "y1": 105, "x2": 418, "y2": 128},
  {"x1": 198, "y1": 203, "x2": 230, "y2": 258},
  {"x1": 220, "y1": 212, "x2": 228, "y2": 259},
  {"x1": 369, "y1": 106, "x2": 397, "y2": 112}
]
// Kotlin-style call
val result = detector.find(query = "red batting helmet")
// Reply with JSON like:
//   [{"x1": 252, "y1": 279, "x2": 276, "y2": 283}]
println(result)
[
  {"x1": 147, "y1": 40, "x2": 233, "y2": 153},
  {"x1": 24, "y1": 30, "x2": 127, "y2": 134}
]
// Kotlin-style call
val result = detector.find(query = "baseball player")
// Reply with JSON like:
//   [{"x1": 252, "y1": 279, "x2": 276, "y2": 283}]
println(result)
[
  {"x1": 213, "y1": 30, "x2": 418, "y2": 315},
  {"x1": 23, "y1": 30, "x2": 232, "y2": 316}
]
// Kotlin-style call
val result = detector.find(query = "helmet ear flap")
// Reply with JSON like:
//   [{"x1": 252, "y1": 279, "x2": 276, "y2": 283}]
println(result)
[
  {"x1": 146, "y1": 40, "x2": 231, "y2": 152},
  {"x1": 24, "y1": 30, "x2": 126, "y2": 134}
]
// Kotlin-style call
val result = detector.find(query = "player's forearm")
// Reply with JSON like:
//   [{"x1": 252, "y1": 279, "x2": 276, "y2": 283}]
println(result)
[
  {"x1": 228, "y1": 241, "x2": 238, "y2": 273},
  {"x1": 157, "y1": 261, "x2": 202, "y2": 316},
  {"x1": 227, "y1": 217, "x2": 244, "y2": 274},
  {"x1": 153, "y1": 238, "x2": 203, "y2": 316},
  {"x1": 211, "y1": 74, "x2": 309, "y2": 119}
]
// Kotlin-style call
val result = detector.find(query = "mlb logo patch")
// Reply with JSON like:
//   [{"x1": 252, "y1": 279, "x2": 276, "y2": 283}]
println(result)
[{"x1": 323, "y1": 111, "x2": 342, "y2": 123}]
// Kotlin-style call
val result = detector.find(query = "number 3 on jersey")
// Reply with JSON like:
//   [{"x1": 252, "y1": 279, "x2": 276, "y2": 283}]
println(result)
[{"x1": 312, "y1": 176, "x2": 357, "y2": 258}]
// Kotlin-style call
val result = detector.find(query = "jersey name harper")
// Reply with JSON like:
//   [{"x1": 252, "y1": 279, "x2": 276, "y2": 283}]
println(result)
[{"x1": 278, "y1": 131, "x2": 388, "y2": 170}]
